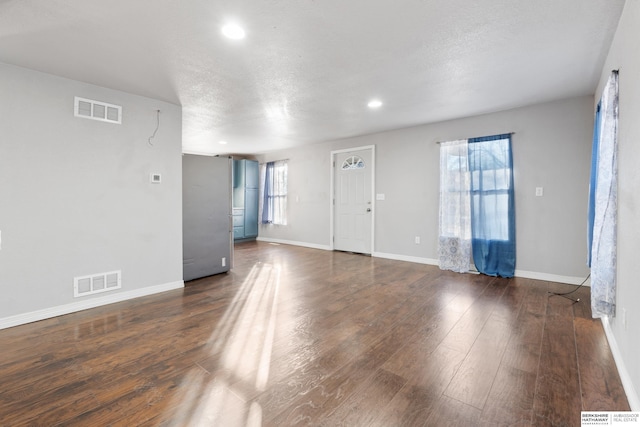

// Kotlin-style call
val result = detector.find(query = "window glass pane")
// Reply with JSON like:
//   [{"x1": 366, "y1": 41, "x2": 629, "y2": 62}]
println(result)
[
  {"x1": 271, "y1": 161, "x2": 288, "y2": 224},
  {"x1": 495, "y1": 168, "x2": 509, "y2": 190},
  {"x1": 342, "y1": 155, "x2": 365, "y2": 170},
  {"x1": 467, "y1": 136, "x2": 513, "y2": 242},
  {"x1": 439, "y1": 140, "x2": 471, "y2": 241},
  {"x1": 471, "y1": 193, "x2": 509, "y2": 240},
  {"x1": 469, "y1": 138, "x2": 509, "y2": 171}
]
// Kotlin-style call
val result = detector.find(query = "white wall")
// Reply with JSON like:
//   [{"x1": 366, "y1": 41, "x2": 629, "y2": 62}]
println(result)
[
  {"x1": 0, "y1": 63, "x2": 183, "y2": 326},
  {"x1": 256, "y1": 143, "x2": 333, "y2": 248},
  {"x1": 595, "y1": 0, "x2": 640, "y2": 410},
  {"x1": 258, "y1": 95, "x2": 594, "y2": 283}
]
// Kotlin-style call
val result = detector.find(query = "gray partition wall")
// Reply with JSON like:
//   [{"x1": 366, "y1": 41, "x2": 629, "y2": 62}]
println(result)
[{"x1": 183, "y1": 155, "x2": 232, "y2": 281}]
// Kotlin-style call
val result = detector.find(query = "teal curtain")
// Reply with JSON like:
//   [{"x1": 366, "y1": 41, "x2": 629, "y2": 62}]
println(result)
[
  {"x1": 468, "y1": 134, "x2": 515, "y2": 277},
  {"x1": 587, "y1": 103, "x2": 601, "y2": 267}
]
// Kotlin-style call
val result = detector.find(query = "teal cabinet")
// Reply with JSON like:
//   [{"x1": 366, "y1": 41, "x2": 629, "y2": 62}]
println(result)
[
  {"x1": 232, "y1": 159, "x2": 259, "y2": 240},
  {"x1": 245, "y1": 160, "x2": 259, "y2": 189},
  {"x1": 244, "y1": 188, "x2": 259, "y2": 237}
]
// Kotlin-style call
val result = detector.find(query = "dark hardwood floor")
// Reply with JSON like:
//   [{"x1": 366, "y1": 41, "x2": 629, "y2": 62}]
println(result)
[{"x1": 0, "y1": 241, "x2": 629, "y2": 426}]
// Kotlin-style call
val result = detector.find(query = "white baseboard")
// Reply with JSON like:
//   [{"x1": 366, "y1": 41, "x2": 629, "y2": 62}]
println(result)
[
  {"x1": 372, "y1": 251, "x2": 439, "y2": 266},
  {"x1": 256, "y1": 236, "x2": 331, "y2": 251},
  {"x1": 372, "y1": 253, "x2": 586, "y2": 285},
  {"x1": 0, "y1": 280, "x2": 184, "y2": 330},
  {"x1": 514, "y1": 269, "x2": 588, "y2": 285},
  {"x1": 601, "y1": 317, "x2": 640, "y2": 411},
  {"x1": 259, "y1": 240, "x2": 587, "y2": 286}
]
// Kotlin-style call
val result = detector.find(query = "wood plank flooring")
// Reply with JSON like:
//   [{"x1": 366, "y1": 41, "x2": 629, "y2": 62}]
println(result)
[{"x1": 0, "y1": 241, "x2": 630, "y2": 426}]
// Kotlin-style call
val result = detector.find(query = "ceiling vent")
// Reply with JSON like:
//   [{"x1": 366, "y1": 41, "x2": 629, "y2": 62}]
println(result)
[{"x1": 74, "y1": 96, "x2": 122, "y2": 124}]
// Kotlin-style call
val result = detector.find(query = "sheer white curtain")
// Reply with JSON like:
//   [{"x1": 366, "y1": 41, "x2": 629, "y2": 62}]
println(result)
[
  {"x1": 591, "y1": 71, "x2": 619, "y2": 318},
  {"x1": 438, "y1": 140, "x2": 472, "y2": 273}
]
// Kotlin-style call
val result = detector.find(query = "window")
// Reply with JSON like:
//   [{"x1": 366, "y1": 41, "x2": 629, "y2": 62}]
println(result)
[
  {"x1": 440, "y1": 142, "x2": 471, "y2": 240},
  {"x1": 468, "y1": 136, "x2": 512, "y2": 241},
  {"x1": 438, "y1": 134, "x2": 515, "y2": 277},
  {"x1": 261, "y1": 160, "x2": 288, "y2": 225},
  {"x1": 341, "y1": 155, "x2": 365, "y2": 170}
]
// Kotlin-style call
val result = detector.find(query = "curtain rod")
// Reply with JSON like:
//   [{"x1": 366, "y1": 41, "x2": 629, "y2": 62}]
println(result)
[
  {"x1": 258, "y1": 158, "x2": 289, "y2": 165},
  {"x1": 435, "y1": 132, "x2": 515, "y2": 144}
]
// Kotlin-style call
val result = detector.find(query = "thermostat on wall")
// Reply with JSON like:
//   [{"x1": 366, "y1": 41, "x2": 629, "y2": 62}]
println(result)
[{"x1": 150, "y1": 173, "x2": 162, "y2": 183}]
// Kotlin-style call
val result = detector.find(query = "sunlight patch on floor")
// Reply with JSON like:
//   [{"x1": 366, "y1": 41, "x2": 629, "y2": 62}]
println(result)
[{"x1": 163, "y1": 262, "x2": 281, "y2": 426}]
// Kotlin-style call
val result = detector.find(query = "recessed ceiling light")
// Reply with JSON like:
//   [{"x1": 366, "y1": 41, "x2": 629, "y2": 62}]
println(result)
[
  {"x1": 221, "y1": 24, "x2": 245, "y2": 40},
  {"x1": 219, "y1": 140, "x2": 228, "y2": 145},
  {"x1": 368, "y1": 99, "x2": 383, "y2": 109}
]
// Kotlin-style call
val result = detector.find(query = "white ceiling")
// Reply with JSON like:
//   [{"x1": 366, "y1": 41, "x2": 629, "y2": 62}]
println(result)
[{"x1": 0, "y1": 0, "x2": 625, "y2": 155}]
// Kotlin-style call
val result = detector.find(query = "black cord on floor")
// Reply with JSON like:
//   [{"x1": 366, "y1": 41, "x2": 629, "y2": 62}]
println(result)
[{"x1": 548, "y1": 274, "x2": 590, "y2": 303}]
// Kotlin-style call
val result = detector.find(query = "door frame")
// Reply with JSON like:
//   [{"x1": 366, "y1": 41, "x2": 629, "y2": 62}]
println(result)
[{"x1": 329, "y1": 145, "x2": 376, "y2": 253}]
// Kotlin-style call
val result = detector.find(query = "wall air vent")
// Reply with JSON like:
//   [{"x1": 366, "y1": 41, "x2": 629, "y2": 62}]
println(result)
[
  {"x1": 74, "y1": 270, "x2": 122, "y2": 297},
  {"x1": 74, "y1": 97, "x2": 122, "y2": 124}
]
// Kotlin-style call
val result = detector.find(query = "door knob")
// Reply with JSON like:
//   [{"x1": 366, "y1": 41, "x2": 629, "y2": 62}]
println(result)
[{"x1": 366, "y1": 208, "x2": 371, "y2": 212}]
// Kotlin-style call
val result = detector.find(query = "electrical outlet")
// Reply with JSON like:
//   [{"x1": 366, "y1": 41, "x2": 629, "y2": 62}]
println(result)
[
  {"x1": 535, "y1": 187, "x2": 544, "y2": 197},
  {"x1": 415, "y1": 236, "x2": 421, "y2": 244}
]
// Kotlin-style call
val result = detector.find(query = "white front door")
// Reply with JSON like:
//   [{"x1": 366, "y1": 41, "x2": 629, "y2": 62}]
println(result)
[{"x1": 333, "y1": 148, "x2": 373, "y2": 254}]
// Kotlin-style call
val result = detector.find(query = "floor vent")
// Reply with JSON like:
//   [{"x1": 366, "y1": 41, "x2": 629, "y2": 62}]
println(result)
[
  {"x1": 74, "y1": 97, "x2": 122, "y2": 124},
  {"x1": 74, "y1": 270, "x2": 122, "y2": 297}
]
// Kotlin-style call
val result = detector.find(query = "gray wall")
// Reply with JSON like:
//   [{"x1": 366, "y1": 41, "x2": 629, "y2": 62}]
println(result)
[
  {"x1": 595, "y1": 0, "x2": 640, "y2": 410},
  {"x1": 258, "y1": 95, "x2": 594, "y2": 281},
  {"x1": 0, "y1": 63, "x2": 183, "y2": 320}
]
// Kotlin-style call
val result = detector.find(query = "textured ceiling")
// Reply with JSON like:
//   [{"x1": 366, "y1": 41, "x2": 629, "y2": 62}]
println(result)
[{"x1": 0, "y1": 0, "x2": 625, "y2": 155}]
